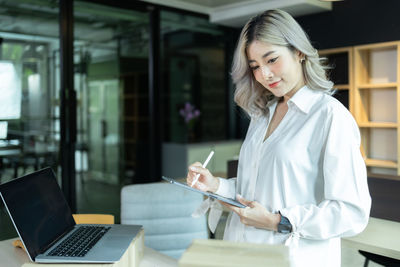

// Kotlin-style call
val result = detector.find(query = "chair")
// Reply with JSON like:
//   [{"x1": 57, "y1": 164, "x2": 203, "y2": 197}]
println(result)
[
  {"x1": 120, "y1": 182, "x2": 208, "y2": 259},
  {"x1": 359, "y1": 174, "x2": 400, "y2": 267},
  {"x1": 359, "y1": 250, "x2": 400, "y2": 267}
]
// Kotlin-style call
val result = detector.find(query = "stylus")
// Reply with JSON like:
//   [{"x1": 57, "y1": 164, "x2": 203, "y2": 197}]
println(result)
[{"x1": 191, "y1": 150, "x2": 214, "y2": 187}]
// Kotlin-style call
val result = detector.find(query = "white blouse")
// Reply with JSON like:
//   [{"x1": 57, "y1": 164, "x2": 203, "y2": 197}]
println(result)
[{"x1": 215, "y1": 86, "x2": 371, "y2": 267}]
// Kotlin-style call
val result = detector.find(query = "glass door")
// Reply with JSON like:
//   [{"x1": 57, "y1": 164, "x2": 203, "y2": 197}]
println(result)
[
  {"x1": 73, "y1": 1, "x2": 149, "y2": 219},
  {"x1": 87, "y1": 79, "x2": 119, "y2": 184}
]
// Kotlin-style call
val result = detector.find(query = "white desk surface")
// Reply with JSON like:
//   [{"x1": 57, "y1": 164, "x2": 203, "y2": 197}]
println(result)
[
  {"x1": 179, "y1": 238, "x2": 289, "y2": 267},
  {"x1": 342, "y1": 217, "x2": 400, "y2": 260},
  {"x1": 0, "y1": 238, "x2": 177, "y2": 267},
  {"x1": 4, "y1": 217, "x2": 398, "y2": 266}
]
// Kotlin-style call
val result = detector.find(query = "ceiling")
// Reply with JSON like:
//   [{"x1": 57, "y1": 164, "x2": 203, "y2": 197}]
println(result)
[
  {"x1": 139, "y1": 0, "x2": 332, "y2": 27},
  {"x1": 0, "y1": 0, "x2": 331, "y2": 55}
]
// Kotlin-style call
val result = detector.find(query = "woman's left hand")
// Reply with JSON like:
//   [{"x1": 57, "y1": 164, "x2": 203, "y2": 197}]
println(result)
[{"x1": 220, "y1": 195, "x2": 280, "y2": 231}]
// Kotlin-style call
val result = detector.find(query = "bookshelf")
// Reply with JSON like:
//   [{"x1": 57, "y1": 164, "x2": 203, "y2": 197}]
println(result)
[
  {"x1": 320, "y1": 42, "x2": 400, "y2": 175},
  {"x1": 353, "y1": 41, "x2": 400, "y2": 175}
]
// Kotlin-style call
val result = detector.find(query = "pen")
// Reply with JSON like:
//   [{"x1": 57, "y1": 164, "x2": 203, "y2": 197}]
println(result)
[{"x1": 191, "y1": 150, "x2": 214, "y2": 187}]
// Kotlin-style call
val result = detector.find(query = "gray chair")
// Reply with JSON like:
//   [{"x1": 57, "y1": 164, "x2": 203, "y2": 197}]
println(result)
[{"x1": 120, "y1": 182, "x2": 208, "y2": 259}]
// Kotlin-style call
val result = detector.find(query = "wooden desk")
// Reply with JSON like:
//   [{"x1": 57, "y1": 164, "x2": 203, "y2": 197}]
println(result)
[
  {"x1": 342, "y1": 217, "x2": 400, "y2": 260},
  {"x1": 0, "y1": 230, "x2": 178, "y2": 267},
  {"x1": 179, "y1": 239, "x2": 289, "y2": 267}
]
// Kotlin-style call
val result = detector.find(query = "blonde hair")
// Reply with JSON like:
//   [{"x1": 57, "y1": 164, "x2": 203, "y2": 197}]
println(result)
[{"x1": 232, "y1": 9, "x2": 334, "y2": 116}]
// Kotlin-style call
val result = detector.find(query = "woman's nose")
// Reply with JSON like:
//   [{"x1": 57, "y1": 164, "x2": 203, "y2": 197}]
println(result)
[{"x1": 261, "y1": 66, "x2": 273, "y2": 80}]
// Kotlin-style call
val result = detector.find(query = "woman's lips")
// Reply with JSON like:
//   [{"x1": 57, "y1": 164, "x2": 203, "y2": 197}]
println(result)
[{"x1": 268, "y1": 80, "x2": 280, "y2": 88}]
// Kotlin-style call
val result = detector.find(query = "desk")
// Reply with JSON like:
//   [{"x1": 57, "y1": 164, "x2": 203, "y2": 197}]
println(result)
[
  {"x1": 0, "y1": 230, "x2": 178, "y2": 267},
  {"x1": 0, "y1": 148, "x2": 21, "y2": 181},
  {"x1": 179, "y1": 239, "x2": 289, "y2": 267},
  {"x1": 342, "y1": 217, "x2": 400, "y2": 260}
]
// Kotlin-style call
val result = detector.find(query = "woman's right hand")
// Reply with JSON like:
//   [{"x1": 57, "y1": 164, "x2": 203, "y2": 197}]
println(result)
[{"x1": 186, "y1": 162, "x2": 220, "y2": 193}]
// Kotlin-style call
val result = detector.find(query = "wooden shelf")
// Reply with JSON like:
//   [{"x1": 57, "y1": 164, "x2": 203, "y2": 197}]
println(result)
[
  {"x1": 367, "y1": 172, "x2": 400, "y2": 181},
  {"x1": 357, "y1": 83, "x2": 397, "y2": 89},
  {"x1": 353, "y1": 41, "x2": 400, "y2": 175},
  {"x1": 354, "y1": 41, "x2": 399, "y2": 50},
  {"x1": 358, "y1": 122, "x2": 397, "y2": 128},
  {"x1": 319, "y1": 47, "x2": 353, "y2": 55},
  {"x1": 334, "y1": 84, "x2": 349, "y2": 90},
  {"x1": 365, "y1": 158, "x2": 397, "y2": 169}
]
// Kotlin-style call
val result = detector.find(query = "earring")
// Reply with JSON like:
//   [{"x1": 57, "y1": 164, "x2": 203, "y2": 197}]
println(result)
[{"x1": 300, "y1": 58, "x2": 305, "y2": 63}]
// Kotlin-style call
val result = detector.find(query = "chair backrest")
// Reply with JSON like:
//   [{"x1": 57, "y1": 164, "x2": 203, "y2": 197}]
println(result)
[
  {"x1": 367, "y1": 174, "x2": 400, "y2": 222},
  {"x1": 120, "y1": 182, "x2": 208, "y2": 259}
]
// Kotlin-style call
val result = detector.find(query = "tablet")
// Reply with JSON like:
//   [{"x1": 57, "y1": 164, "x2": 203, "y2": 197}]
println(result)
[{"x1": 162, "y1": 176, "x2": 246, "y2": 208}]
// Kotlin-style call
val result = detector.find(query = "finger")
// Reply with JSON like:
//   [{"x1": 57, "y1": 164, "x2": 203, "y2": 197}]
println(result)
[
  {"x1": 236, "y1": 194, "x2": 254, "y2": 208},
  {"x1": 188, "y1": 162, "x2": 203, "y2": 176},
  {"x1": 231, "y1": 206, "x2": 242, "y2": 215},
  {"x1": 187, "y1": 171, "x2": 197, "y2": 181},
  {"x1": 222, "y1": 202, "x2": 242, "y2": 214},
  {"x1": 186, "y1": 172, "x2": 197, "y2": 184},
  {"x1": 187, "y1": 171, "x2": 202, "y2": 184},
  {"x1": 189, "y1": 166, "x2": 210, "y2": 176},
  {"x1": 194, "y1": 182, "x2": 208, "y2": 192},
  {"x1": 189, "y1": 162, "x2": 203, "y2": 169},
  {"x1": 219, "y1": 200, "x2": 235, "y2": 210}
]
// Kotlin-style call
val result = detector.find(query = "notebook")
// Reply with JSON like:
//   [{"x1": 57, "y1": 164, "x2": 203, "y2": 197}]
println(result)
[{"x1": 0, "y1": 167, "x2": 142, "y2": 263}]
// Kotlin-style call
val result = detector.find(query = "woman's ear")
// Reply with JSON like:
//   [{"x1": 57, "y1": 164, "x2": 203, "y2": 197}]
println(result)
[{"x1": 296, "y1": 50, "x2": 305, "y2": 63}]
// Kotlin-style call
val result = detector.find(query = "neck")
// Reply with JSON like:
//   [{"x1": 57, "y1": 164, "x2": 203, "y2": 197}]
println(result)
[{"x1": 283, "y1": 83, "x2": 305, "y2": 103}]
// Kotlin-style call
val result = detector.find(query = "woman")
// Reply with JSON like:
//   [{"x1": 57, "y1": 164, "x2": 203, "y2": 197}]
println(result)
[{"x1": 187, "y1": 9, "x2": 371, "y2": 267}]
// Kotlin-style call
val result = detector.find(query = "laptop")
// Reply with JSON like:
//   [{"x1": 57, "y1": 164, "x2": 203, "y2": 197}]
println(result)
[{"x1": 0, "y1": 167, "x2": 142, "y2": 263}]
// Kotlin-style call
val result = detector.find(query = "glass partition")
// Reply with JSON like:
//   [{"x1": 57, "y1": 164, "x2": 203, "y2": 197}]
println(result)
[
  {"x1": 0, "y1": 0, "x2": 60, "y2": 240},
  {"x1": 161, "y1": 11, "x2": 228, "y2": 143},
  {"x1": 0, "y1": 0, "x2": 234, "y2": 237}
]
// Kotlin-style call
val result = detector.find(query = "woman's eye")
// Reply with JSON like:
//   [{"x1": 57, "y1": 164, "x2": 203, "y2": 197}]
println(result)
[
  {"x1": 250, "y1": 66, "x2": 259, "y2": 71},
  {"x1": 268, "y1": 57, "x2": 278, "y2": 64}
]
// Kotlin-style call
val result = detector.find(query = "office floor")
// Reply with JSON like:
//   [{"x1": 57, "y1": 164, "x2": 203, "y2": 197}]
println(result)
[{"x1": 0, "y1": 169, "x2": 384, "y2": 266}]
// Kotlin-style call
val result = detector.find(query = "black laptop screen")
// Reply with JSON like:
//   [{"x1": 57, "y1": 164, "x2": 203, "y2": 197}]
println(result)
[{"x1": 0, "y1": 168, "x2": 76, "y2": 260}]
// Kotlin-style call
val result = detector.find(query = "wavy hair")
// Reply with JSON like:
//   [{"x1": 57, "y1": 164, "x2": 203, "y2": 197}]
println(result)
[{"x1": 232, "y1": 9, "x2": 334, "y2": 116}]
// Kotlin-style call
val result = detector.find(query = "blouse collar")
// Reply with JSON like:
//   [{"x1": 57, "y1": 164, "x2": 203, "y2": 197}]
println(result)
[
  {"x1": 287, "y1": 85, "x2": 322, "y2": 114},
  {"x1": 265, "y1": 85, "x2": 323, "y2": 116}
]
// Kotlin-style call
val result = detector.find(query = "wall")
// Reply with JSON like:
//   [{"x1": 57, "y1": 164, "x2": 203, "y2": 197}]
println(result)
[{"x1": 296, "y1": 0, "x2": 400, "y2": 49}]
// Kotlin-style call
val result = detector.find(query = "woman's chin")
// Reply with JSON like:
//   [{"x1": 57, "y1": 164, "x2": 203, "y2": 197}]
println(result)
[{"x1": 268, "y1": 89, "x2": 285, "y2": 98}]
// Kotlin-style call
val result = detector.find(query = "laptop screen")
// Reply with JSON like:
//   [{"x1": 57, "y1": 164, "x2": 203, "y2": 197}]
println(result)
[{"x1": 0, "y1": 167, "x2": 75, "y2": 260}]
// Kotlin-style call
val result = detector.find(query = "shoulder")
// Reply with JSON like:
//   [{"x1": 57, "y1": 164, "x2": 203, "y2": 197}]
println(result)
[
  {"x1": 316, "y1": 93, "x2": 360, "y2": 140},
  {"x1": 317, "y1": 93, "x2": 354, "y2": 122}
]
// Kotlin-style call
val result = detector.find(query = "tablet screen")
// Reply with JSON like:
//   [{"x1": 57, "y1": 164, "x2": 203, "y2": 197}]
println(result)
[{"x1": 162, "y1": 176, "x2": 246, "y2": 208}]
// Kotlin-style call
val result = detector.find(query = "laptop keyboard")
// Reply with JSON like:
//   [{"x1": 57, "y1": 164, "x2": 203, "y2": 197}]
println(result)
[{"x1": 48, "y1": 226, "x2": 111, "y2": 257}]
